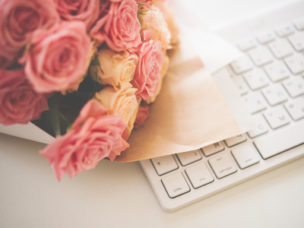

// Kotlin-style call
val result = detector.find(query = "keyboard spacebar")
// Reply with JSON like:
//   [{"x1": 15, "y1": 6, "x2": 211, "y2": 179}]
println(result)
[{"x1": 254, "y1": 121, "x2": 304, "y2": 159}]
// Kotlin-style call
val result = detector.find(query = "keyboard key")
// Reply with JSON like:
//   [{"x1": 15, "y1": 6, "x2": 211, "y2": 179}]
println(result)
[
  {"x1": 230, "y1": 56, "x2": 253, "y2": 74},
  {"x1": 288, "y1": 33, "x2": 304, "y2": 52},
  {"x1": 185, "y1": 163, "x2": 214, "y2": 188},
  {"x1": 225, "y1": 134, "x2": 247, "y2": 147},
  {"x1": 284, "y1": 97, "x2": 304, "y2": 121},
  {"x1": 151, "y1": 156, "x2": 178, "y2": 176},
  {"x1": 264, "y1": 62, "x2": 289, "y2": 82},
  {"x1": 285, "y1": 54, "x2": 304, "y2": 74},
  {"x1": 243, "y1": 69, "x2": 269, "y2": 90},
  {"x1": 237, "y1": 39, "x2": 256, "y2": 51},
  {"x1": 248, "y1": 114, "x2": 269, "y2": 138},
  {"x1": 257, "y1": 32, "x2": 275, "y2": 44},
  {"x1": 161, "y1": 172, "x2": 190, "y2": 198},
  {"x1": 294, "y1": 17, "x2": 304, "y2": 31},
  {"x1": 254, "y1": 121, "x2": 304, "y2": 159},
  {"x1": 231, "y1": 143, "x2": 260, "y2": 169},
  {"x1": 177, "y1": 150, "x2": 202, "y2": 166},
  {"x1": 275, "y1": 24, "x2": 294, "y2": 37},
  {"x1": 249, "y1": 46, "x2": 273, "y2": 66},
  {"x1": 232, "y1": 76, "x2": 249, "y2": 95},
  {"x1": 243, "y1": 92, "x2": 267, "y2": 114},
  {"x1": 263, "y1": 106, "x2": 290, "y2": 129},
  {"x1": 283, "y1": 77, "x2": 304, "y2": 97},
  {"x1": 202, "y1": 142, "x2": 225, "y2": 156},
  {"x1": 262, "y1": 84, "x2": 288, "y2": 106},
  {"x1": 269, "y1": 39, "x2": 293, "y2": 59},
  {"x1": 208, "y1": 153, "x2": 237, "y2": 179}
]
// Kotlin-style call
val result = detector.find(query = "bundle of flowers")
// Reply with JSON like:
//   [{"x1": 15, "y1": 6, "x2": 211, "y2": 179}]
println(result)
[{"x1": 0, "y1": 0, "x2": 178, "y2": 180}]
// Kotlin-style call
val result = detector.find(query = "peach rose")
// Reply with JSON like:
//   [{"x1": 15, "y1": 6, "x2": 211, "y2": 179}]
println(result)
[
  {"x1": 41, "y1": 99, "x2": 128, "y2": 181},
  {"x1": 155, "y1": 1, "x2": 179, "y2": 46},
  {"x1": 90, "y1": 0, "x2": 141, "y2": 52},
  {"x1": 24, "y1": 21, "x2": 91, "y2": 93},
  {"x1": 53, "y1": 0, "x2": 100, "y2": 30},
  {"x1": 0, "y1": 0, "x2": 59, "y2": 69},
  {"x1": 95, "y1": 83, "x2": 138, "y2": 133},
  {"x1": 91, "y1": 49, "x2": 138, "y2": 89},
  {"x1": 139, "y1": 6, "x2": 171, "y2": 49},
  {"x1": 132, "y1": 40, "x2": 163, "y2": 101},
  {"x1": 0, "y1": 69, "x2": 48, "y2": 125},
  {"x1": 161, "y1": 54, "x2": 170, "y2": 77}
]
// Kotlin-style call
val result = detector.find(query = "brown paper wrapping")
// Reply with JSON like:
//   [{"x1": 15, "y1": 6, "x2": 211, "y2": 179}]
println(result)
[{"x1": 116, "y1": 37, "x2": 244, "y2": 162}]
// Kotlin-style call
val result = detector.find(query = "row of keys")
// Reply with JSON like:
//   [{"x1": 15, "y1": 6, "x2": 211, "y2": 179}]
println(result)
[
  {"x1": 240, "y1": 76, "x2": 304, "y2": 111},
  {"x1": 161, "y1": 119, "x2": 304, "y2": 198},
  {"x1": 248, "y1": 98, "x2": 304, "y2": 138},
  {"x1": 237, "y1": 19, "x2": 304, "y2": 51},
  {"x1": 161, "y1": 141, "x2": 262, "y2": 198},
  {"x1": 152, "y1": 133, "x2": 250, "y2": 177},
  {"x1": 232, "y1": 51, "x2": 304, "y2": 77},
  {"x1": 231, "y1": 56, "x2": 304, "y2": 98}
]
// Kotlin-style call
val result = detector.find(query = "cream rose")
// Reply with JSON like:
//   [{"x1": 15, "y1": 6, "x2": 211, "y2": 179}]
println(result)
[
  {"x1": 91, "y1": 49, "x2": 138, "y2": 89},
  {"x1": 155, "y1": 1, "x2": 179, "y2": 47},
  {"x1": 140, "y1": 5, "x2": 171, "y2": 49},
  {"x1": 95, "y1": 83, "x2": 139, "y2": 133}
]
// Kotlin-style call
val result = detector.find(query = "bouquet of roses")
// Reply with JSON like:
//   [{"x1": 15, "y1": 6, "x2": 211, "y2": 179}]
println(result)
[{"x1": 0, "y1": 0, "x2": 178, "y2": 180}]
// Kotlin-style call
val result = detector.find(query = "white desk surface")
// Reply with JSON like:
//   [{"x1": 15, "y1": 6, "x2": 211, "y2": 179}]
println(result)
[{"x1": 1, "y1": 1, "x2": 304, "y2": 227}]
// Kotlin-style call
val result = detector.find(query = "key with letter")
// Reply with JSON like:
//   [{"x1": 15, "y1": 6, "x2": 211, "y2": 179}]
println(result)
[
  {"x1": 151, "y1": 156, "x2": 178, "y2": 176},
  {"x1": 284, "y1": 97, "x2": 304, "y2": 121},
  {"x1": 262, "y1": 84, "x2": 288, "y2": 106},
  {"x1": 231, "y1": 142, "x2": 260, "y2": 169},
  {"x1": 243, "y1": 69, "x2": 269, "y2": 90},
  {"x1": 208, "y1": 152, "x2": 237, "y2": 179},
  {"x1": 202, "y1": 142, "x2": 225, "y2": 156},
  {"x1": 185, "y1": 163, "x2": 214, "y2": 188},
  {"x1": 248, "y1": 114, "x2": 269, "y2": 138},
  {"x1": 264, "y1": 62, "x2": 289, "y2": 82},
  {"x1": 264, "y1": 106, "x2": 290, "y2": 129},
  {"x1": 162, "y1": 172, "x2": 190, "y2": 198},
  {"x1": 177, "y1": 150, "x2": 202, "y2": 166},
  {"x1": 249, "y1": 46, "x2": 273, "y2": 66},
  {"x1": 225, "y1": 134, "x2": 247, "y2": 147}
]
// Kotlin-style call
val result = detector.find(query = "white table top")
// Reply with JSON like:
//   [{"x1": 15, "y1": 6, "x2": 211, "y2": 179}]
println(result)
[{"x1": 1, "y1": 1, "x2": 304, "y2": 227}]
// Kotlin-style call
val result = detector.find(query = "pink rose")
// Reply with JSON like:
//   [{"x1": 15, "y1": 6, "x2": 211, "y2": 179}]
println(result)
[
  {"x1": 0, "y1": 69, "x2": 48, "y2": 125},
  {"x1": 0, "y1": 0, "x2": 59, "y2": 69},
  {"x1": 41, "y1": 99, "x2": 129, "y2": 181},
  {"x1": 90, "y1": 0, "x2": 141, "y2": 52},
  {"x1": 134, "y1": 105, "x2": 149, "y2": 128},
  {"x1": 24, "y1": 21, "x2": 91, "y2": 93},
  {"x1": 132, "y1": 40, "x2": 163, "y2": 101},
  {"x1": 53, "y1": 0, "x2": 100, "y2": 30}
]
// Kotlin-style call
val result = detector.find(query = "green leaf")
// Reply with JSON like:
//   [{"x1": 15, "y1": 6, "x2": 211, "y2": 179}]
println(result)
[
  {"x1": 50, "y1": 99, "x2": 61, "y2": 136},
  {"x1": 91, "y1": 54, "x2": 100, "y2": 66}
]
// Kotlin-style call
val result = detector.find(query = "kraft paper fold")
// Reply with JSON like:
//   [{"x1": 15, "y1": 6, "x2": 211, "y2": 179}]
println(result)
[{"x1": 116, "y1": 34, "x2": 252, "y2": 162}]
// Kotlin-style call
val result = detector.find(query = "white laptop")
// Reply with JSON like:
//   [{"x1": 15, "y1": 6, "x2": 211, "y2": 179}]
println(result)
[{"x1": 140, "y1": 0, "x2": 304, "y2": 211}]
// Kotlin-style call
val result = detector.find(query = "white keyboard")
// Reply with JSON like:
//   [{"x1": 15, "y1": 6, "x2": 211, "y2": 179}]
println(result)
[{"x1": 140, "y1": 1, "x2": 304, "y2": 211}]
